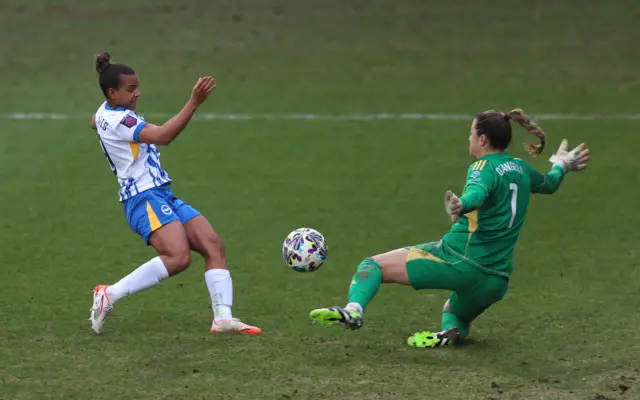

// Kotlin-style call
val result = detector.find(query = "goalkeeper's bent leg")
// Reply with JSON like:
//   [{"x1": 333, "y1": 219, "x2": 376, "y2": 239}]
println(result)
[
  {"x1": 441, "y1": 311, "x2": 470, "y2": 339},
  {"x1": 346, "y1": 258, "x2": 382, "y2": 313},
  {"x1": 309, "y1": 258, "x2": 381, "y2": 330},
  {"x1": 310, "y1": 248, "x2": 411, "y2": 329},
  {"x1": 346, "y1": 248, "x2": 412, "y2": 313}
]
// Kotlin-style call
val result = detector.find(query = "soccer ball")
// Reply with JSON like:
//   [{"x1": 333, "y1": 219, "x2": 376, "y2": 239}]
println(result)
[{"x1": 282, "y1": 227, "x2": 328, "y2": 272}]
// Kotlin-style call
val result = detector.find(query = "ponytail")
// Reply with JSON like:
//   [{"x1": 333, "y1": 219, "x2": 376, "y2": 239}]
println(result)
[{"x1": 506, "y1": 109, "x2": 546, "y2": 156}]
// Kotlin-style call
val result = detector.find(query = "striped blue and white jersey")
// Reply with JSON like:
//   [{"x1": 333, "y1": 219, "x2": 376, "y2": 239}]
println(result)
[{"x1": 94, "y1": 102, "x2": 171, "y2": 202}]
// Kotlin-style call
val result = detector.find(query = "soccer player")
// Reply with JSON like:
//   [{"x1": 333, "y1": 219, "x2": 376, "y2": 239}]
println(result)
[
  {"x1": 88, "y1": 52, "x2": 261, "y2": 335},
  {"x1": 309, "y1": 109, "x2": 590, "y2": 347}
]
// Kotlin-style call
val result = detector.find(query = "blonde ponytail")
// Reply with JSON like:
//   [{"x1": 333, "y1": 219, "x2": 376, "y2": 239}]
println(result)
[{"x1": 506, "y1": 109, "x2": 546, "y2": 156}]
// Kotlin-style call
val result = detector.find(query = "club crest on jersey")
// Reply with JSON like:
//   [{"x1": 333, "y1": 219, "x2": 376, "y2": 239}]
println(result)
[{"x1": 121, "y1": 116, "x2": 138, "y2": 128}]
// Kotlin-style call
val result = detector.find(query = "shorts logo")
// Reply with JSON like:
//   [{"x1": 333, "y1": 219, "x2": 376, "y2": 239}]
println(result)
[
  {"x1": 121, "y1": 116, "x2": 138, "y2": 128},
  {"x1": 161, "y1": 204, "x2": 173, "y2": 215}
]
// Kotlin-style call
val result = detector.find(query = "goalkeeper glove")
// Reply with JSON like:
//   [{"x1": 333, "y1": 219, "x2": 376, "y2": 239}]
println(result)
[
  {"x1": 549, "y1": 139, "x2": 590, "y2": 172},
  {"x1": 444, "y1": 190, "x2": 462, "y2": 223}
]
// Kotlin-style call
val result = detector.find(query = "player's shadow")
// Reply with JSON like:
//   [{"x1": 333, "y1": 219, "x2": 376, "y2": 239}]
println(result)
[
  {"x1": 450, "y1": 337, "x2": 479, "y2": 347},
  {"x1": 304, "y1": 333, "x2": 492, "y2": 370},
  {"x1": 399, "y1": 337, "x2": 489, "y2": 353}
]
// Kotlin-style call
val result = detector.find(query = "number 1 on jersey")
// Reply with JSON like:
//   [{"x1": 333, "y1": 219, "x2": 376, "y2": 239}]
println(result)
[{"x1": 508, "y1": 183, "x2": 518, "y2": 228}]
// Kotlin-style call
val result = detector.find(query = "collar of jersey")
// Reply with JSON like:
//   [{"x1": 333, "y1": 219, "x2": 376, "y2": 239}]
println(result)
[
  {"x1": 480, "y1": 151, "x2": 510, "y2": 160},
  {"x1": 105, "y1": 104, "x2": 127, "y2": 111}
]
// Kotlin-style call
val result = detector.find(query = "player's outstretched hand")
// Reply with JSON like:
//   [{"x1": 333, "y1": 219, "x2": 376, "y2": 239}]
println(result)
[
  {"x1": 549, "y1": 139, "x2": 590, "y2": 172},
  {"x1": 444, "y1": 190, "x2": 462, "y2": 223},
  {"x1": 190, "y1": 76, "x2": 216, "y2": 107}
]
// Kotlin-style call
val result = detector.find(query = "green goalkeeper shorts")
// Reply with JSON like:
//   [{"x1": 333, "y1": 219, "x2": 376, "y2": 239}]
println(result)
[{"x1": 404, "y1": 240, "x2": 509, "y2": 321}]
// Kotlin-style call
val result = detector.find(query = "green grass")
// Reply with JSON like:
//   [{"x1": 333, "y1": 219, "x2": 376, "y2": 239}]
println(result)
[{"x1": 0, "y1": 1, "x2": 639, "y2": 399}]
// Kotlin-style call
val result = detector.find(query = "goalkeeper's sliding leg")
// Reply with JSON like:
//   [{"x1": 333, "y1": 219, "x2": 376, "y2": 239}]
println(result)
[
  {"x1": 309, "y1": 247, "x2": 410, "y2": 331},
  {"x1": 309, "y1": 241, "x2": 509, "y2": 348}
]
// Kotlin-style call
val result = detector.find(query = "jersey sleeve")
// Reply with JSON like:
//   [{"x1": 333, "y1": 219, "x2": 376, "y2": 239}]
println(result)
[
  {"x1": 112, "y1": 113, "x2": 148, "y2": 142},
  {"x1": 523, "y1": 161, "x2": 566, "y2": 194},
  {"x1": 459, "y1": 160, "x2": 496, "y2": 213}
]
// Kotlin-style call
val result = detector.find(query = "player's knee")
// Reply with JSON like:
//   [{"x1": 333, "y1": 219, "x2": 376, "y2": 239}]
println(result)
[
  {"x1": 166, "y1": 250, "x2": 192, "y2": 273},
  {"x1": 177, "y1": 251, "x2": 192, "y2": 271},
  {"x1": 372, "y1": 248, "x2": 408, "y2": 268},
  {"x1": 373, "y1": 257, "x2": 410, "y2": 285}
]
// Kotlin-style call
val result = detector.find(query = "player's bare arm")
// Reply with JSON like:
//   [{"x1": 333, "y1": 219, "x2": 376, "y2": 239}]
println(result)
[{"x1": 137, "y1": 77, "x2": 216, "y2": 146}]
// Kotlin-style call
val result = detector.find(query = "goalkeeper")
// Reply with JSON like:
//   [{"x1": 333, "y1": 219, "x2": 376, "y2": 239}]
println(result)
[{"x1": 309, "y1": 109, "x2": 590, "y2": 348}]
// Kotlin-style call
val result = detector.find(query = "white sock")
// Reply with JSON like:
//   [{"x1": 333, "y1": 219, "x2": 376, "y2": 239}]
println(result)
[
  {"x1": 106, "y1": 256, "x2": 169, "y2": 304},
  {"x1": 204, "y1": 269, "x2": 233, "y2": 321},
  {"x1": 345, "y1": 302, "x2": 363, "y2": 314}
]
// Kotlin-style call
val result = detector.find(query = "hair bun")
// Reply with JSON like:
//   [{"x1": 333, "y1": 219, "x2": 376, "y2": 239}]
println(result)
[{"x1": 95, "y1": 51, "x2": 112, "y2": 74}]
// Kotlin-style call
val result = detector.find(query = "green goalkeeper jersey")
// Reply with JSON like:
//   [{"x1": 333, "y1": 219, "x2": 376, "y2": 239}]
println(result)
[{"x1": 441, "y1": 152, "x2": 566, "y2": 277}]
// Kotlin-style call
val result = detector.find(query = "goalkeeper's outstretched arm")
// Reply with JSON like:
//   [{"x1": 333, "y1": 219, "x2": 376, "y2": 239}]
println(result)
[
  {"x1": 526, "y1": 139, "x2": 590, "y2": 195},
  {"x1": 526, "y1": 164, "x2": 565, "y2": 194}
]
